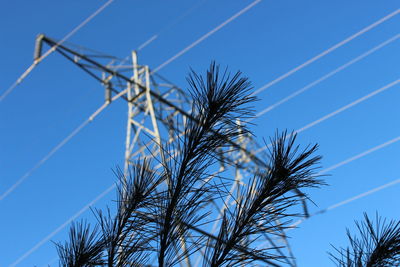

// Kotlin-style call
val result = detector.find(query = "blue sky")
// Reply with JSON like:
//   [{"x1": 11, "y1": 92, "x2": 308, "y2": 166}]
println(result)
[{"x1": 1, "y1": 0, "x2": 400, "y2": 266}]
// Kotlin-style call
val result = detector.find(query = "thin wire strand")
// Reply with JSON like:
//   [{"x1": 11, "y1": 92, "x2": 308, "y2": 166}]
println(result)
[
  {"x1": 0, "y1": 0, "x2": 115, "y2": 102},
  {"x1": 256, "y1": 77, "x2": 400, "y2": 154},
  {"x1": 252, "y1": 8, "x2": 400, "y2": 96},
  {"x1": 9, "y1": 184, "x2": 116, "y2": 267},
  {"x1": 295, "y1": 78, "x2": 400, "y2": 134},
  {"x1": 255, "y1": 134, "x2": 400, "y2": 248},
  {"x1": 254, "y1": 33, "x2": 400, "y2": 118},
  {"x1": 0, "y1": 89, "x2": 126, "y2": 202},
  {"x1": 0, "y1": 119, "x2": 89, "y2": 201},
  {"x1": 151, "y1": 0, "x2": 262, "y2": 73},
  {"x1": 319, "y1": 135, "x2": 400, "y2": 175},
  {"x1": 290, "y1": 178, "x2": 400, "y2": 229},
  {"x1": 137, "y1": 0, "x2": 209, "y2": 51},
  {"x1": 290, "y1": 135, "x2": 400, "y2": 226},
  {"x1": 12, "y1": 145, "x2": 182, "y2": 266}
]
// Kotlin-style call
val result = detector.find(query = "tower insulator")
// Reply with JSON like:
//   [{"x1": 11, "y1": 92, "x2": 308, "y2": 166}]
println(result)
[{"x1": 34, "y1": 34, "x2": 45, "y2": 62}]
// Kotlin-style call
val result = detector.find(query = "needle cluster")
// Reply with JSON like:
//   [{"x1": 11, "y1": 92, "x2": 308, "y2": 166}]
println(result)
[
  {"x1": 204, "y1": 132, "x2": 323, "y2": 266},
  {"x1": 330, "y1": 213, "x2": 400, "y2": 266}
]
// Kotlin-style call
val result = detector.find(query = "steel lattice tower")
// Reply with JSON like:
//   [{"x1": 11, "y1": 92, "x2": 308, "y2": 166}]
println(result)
[{"x1": 34, "y1": 34, "x2": 300, "y2": 266}]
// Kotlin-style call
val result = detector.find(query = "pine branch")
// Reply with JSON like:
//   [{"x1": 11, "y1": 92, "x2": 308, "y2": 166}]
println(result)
[
  {"x1": 156, "y1": 62, "x2": 255, "y2": 267},
  {"x1": 330, "y1": 213, "x2": 400, "y2": 267},
  {"x1": 206, "y1": 131, "x2": 323, "y2": 266},
  {"x1": 55, "y1": 221, "x2": 104, "y2": 267}
]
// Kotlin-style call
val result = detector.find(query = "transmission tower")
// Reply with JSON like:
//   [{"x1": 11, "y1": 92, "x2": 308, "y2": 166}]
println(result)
[{"x1": 34, "y1": 34, "x2": 299, "y2": 266}]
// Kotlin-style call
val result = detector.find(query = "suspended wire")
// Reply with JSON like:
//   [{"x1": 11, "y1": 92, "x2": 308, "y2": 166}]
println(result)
[
  {"x1": 249, "y1": 33, "x2": 400, "y2": 232},
  {"x1": 151, "y1": 0, "x2": 262, "y2": 73},
  {"x1": 9, "y1": 184, "x2": 116, "y2": 267},
  {"x1": 319, "y1": 135, "x2": 400, "y2": 175},
  {"x1": 319, "y1": 178, "x2": 400, "y2": 212},
  {"x1": 1, "y1": 30, "x2": 131, "y2": 202},
  {"x1": 11, "y1": 136, "x2": 177, "y2": 265},
  {"x1": 0, "y1": 89, "x2": 127, "y2": 202},
  {"x1": 0, "y1": 120, "x2": 89, "y2": 201},
  {"x1": 254, "y1": 134, "x2": 400, "y2": 249},
  {"x1": 290, "y1": 178, "x2": 400, "y2": 229},
  {"x1": 254, "y1": 33, "x2": 400, "y2": 118},
  {"x1": 256, "y1": 77, "x2": 400, "y2": 154},
  {"x1": 0, "y1": 0, "x2": 115, "y2": 102},
  {"x1": 252, "y1": 8, "x2": 400, "y2": 96},
  {"x1": 137, "y1": 0, "x2": 209, "y2": 51},
  {"x1": 295, "y1": 79, "x2": 400, "y2": 133},
  {"x1": 287, "y1": 135, "x2": 400, "y2": 228},
  {"x1": 257, "y1": 175, "x2": 400, "y2": 246}
]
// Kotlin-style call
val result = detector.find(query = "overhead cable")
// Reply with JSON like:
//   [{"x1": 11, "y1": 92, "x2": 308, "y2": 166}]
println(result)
[
  {"x1": 137, "y1": 0, "x2": 208, "y2": 51},
  {"x1": 290, "y1": 178, "x2": 400, "y2": 229},
  {"x1": 256, "y1": 77, "x2": 400, "y2": 154},
  {"x1": 255, "y1": 33, "x2": 400, "y2": 118},
  {"x1": 319, "y1": 135, "x2": 400, "y2": 175},
  {"x1": 252, "y1": 8, "x2": 400, "y2": 96},
  {"x1": 9, "y1": 184, "x2": 116, "y2": 267},
  {"x1": 0, "y1": 0, "x2": 115, "y2": 102},
  {"x1": 0, "y1": 89, "x2": 126, "y2": 202},
  {"x1": 254, "y1": 134, "x2": 400, "y2": 246},
  {"x1": 288, "y1": 135, "x2": 400, "y2": 228},
  {"x1": 151, "y1": 0, "x2": 262, "y2": 73}
]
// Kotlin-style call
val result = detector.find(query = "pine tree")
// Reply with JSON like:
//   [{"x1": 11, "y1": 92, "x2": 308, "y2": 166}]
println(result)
[{"x1": 56, "y1": 62, "x2": 400, "y2": 267}]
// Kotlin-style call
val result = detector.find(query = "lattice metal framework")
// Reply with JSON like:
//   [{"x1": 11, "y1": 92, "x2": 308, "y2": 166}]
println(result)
[{"x1": 34, "y1": 35, "x2": 300, "y2": 266}]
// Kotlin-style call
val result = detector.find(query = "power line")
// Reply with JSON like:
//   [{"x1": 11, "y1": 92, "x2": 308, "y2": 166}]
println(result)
[
  {"x1": 291, "y1": 136, "x2": 400, "y2": 225},
  {"x1": 151, "y1": 0, "x2": 262, "y2": 73},
  {"x1": 137, "y1": 0, "x2": 208, "y2": 51},
  {"x1": 1, "y1": 51, "x2": 133, "y2": 202},
  {"x1": 10, "y1": 144, "x2": 176, "y2": 265},
  {"x1": 256, "y1": 77, "x2": 400, "y2": 154},
  {"x1": 0, "y1": 89, "x2": 127, "y2": 202},
  {"x1": 0, "y1": 120, "x2": 89, "y2": 202},
  {"x1": 319, "y1": 135, "x2": 400, "y2": 175},
  {"x1": 9, "y1": 184, "x2": 116, "y2": 267},
  {"x1": 252, "y1": 8, "x2": 400, "y2": 96},
  {"x1": 0, "y1": 0, "x2": 115, "y2": 102},
  {"x1": 254, "y1": 33, "x2": 400, "y2": 118},
  {"x1": 294, "y1": 78, "x2": 400, "y2": 134},
  {"x1": 255, "y1": 134, "x2": 400, "y2": 245},
  {"x1": 325, "y1": 178, "x2": 400, "y2": 212},
  {"x1": 290, "y1": 178, "x2": 400, "y2": 229}
]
